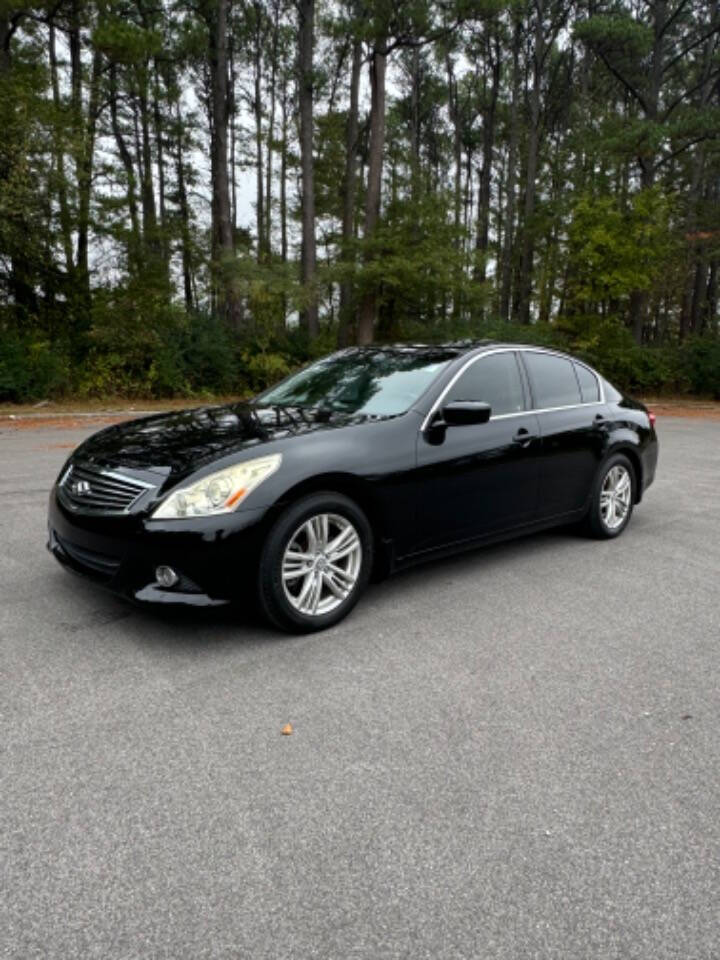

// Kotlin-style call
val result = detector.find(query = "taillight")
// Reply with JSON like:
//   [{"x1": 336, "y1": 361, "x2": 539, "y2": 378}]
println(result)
[{"x1": 648, "y1": 410, "x2": 656, "y2": 429}]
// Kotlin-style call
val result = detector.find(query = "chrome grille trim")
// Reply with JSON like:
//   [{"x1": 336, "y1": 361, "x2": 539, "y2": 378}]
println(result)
[{"x1": 59, "y1": 463, "x2": 155, "y2": 514}]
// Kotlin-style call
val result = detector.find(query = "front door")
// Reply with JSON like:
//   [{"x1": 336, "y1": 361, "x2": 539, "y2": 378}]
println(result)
[{"x1": 412, "y1": 351, "x2": 541, "y2": 553}]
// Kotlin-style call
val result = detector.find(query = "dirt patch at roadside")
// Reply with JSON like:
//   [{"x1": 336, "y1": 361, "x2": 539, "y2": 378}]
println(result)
[
  {"x1": 0, "y1": 414, "x2": 136, "y2": 431},
  {"x1": 643, "y1": 401, "x2": 720, "y2": 420}
]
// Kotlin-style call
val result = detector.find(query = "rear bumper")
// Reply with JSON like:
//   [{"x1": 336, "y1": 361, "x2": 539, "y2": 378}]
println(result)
[
  {"x1": 47, "y1": 489, "x2": 267, "y2": 607},
  {"x1": 639, "y1": 435, "x2": 659, "y2": 500}
]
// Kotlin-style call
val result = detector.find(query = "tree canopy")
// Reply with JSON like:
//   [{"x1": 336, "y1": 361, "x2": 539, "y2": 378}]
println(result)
[{"x1": 1, "y1": 0, "x2": 719, "y2": 401}]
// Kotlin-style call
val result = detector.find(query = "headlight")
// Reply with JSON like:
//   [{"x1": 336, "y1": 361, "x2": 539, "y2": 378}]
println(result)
[{"x1": 151, "y1": 454, "x2": 281, "y2": 519}]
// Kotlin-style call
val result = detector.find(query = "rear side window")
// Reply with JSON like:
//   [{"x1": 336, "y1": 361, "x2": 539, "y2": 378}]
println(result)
[
  {"x1": 574, "y1": 363, "x2": 600, "y2": 403},
  {"x1": 602, "y1": 378, "x2": 623, "y2": 403},
  {"x1": 446, "y1": 352, "x2": 525, "y2": 416},
  {"x1": 523, "y1": 352, "x2": 581, "y2": 409}
]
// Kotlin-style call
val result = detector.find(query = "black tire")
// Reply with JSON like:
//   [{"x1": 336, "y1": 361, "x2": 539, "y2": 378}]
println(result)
[
  {"x1": 257, "y1": 491, "x2": 373, "y2": 633},
  {"x1": 585, "y1": 453, "x2": 636, "y2": 540}
]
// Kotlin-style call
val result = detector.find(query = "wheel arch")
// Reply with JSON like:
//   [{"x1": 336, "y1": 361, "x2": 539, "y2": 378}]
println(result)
[
  {"x1": 263, "y1": 472, "x2": 393, "y2": 577},
  {"x1": 605, "y1": 441, "x2": 644, "y2": 503}
]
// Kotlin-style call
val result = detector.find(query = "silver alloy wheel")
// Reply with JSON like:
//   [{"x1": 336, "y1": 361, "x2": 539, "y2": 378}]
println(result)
[
  {"x1": 600, "y1": 464, "x2": 632, "y2": 531},
  {"x1": 281, "y1": 513, "x2": 363, "y2": 617}
]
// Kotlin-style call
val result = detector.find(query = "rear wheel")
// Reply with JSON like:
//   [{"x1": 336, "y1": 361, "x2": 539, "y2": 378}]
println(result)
[
  {"x1": 258, "y1": 492, "x2": 373, "y2": 632},
  {"x1": 586, "y1": 453, "x2": 635, "y2": 539}
]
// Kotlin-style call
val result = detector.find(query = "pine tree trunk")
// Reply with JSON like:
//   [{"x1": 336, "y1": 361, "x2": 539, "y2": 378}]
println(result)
[
  {"x1": 229, "y1": 39, "x2": 237, "y2": 229},
  {"x1": 110, "y1": 64, "x2": 141, "y2": 271},
  {"x1": 175, "y1": 103, "x2": 194, "y2": 312},
  {"x1": 499, "y1": 16, "x2": 522, "y2": 324},
  {"x1": 0, "y1": 13, "x2": 11, "y2": 77},
  {"x1": 254, "y1": 30, "x2": 265, "y2": 262},
  {"x1": 516, "y1": 5, "x2": 544, "y2": 325},
  {"x1": 209, "y1": 0, "x2": 242, "y2": 331},
  {"x1": 265, "y1": 1, "x2": 279, "y2": 259},
  {"x1": 678, "y1": 3, "x2": 717, "y2": 338},
  {"x1": 629, "y1": 160, "x2": 654, "y2": 344},
  {"x1": 446, "y1": 55, "x2": 462, "y2": 242},
  {"x1": 152, "y1": 63, "x2": 168, "y2": 275},
  {"x1": 48, "y1": 22, "x2": 74, "y2": 276},
  {"x1": 446, "y1": 53, "x2": 463, "y2": 320},
  {"x1": 409, "y1": 47, "x2": 420, "y2": 197},
  {"x1": 67, "y1": 6, "x2": 99, "y2": 333},
  {"x1": 337, "y1": 38, "x2": 362, "y2": 348},
  {"x1": 357, "y1": 45, "x2": 387, "y2": 346},
  {"x1": 706, "y1": 260, "x2": 718, "y2": 333},
  {"x1": 138, "y1": 76, "x2": 159, "y2": 262},
  {"x1": 298, "y1": 0, "x2": 318, "y2": 336},
  {"x1": 475, "y1": 27, "x2": 501, "y2": 298},
  {"x1": 280, "y1": 73, "x2": 288, "y2": 264}
]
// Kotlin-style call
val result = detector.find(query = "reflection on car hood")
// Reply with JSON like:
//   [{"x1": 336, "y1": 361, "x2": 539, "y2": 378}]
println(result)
[{"x1": 74, "y1": 402, "x2": 374, "y2": 476}]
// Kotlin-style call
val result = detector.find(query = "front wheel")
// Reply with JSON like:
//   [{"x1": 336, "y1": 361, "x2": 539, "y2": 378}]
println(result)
[
  {"x1": 585, "y1": 454, "x2": 636, "y2": 539},
  {"x1": 258, "y1": 492, "x2": 373, "y2": 633}
]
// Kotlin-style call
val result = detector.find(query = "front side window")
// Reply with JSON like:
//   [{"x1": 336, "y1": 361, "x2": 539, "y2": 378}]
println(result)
[
  {"x1": 574, "y1": 362, "x2": 600, "y2": 404},
  {"x1": 523, "y1": 352, "x2": 581, "y2": 409},
  {"x1": 256, "y1": 348, "x2": 454, "y2": 417},
  {"x1": 445, "y1": 352, "x2": 525, "y2": 416}
]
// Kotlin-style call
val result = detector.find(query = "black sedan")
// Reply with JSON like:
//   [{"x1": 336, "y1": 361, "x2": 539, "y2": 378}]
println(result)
[{"x1": 48, "y1": 342, "x2": 658, "y2": 632}]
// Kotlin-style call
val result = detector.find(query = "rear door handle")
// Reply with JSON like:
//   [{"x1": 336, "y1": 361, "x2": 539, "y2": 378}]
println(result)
[{"x1": 512, "y1": 428, "x2": 537, "y2": 446}]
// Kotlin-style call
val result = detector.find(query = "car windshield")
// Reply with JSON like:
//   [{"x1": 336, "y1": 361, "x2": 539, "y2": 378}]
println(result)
[{"x1": 255, "y1": 348, "x2": 455, "y2": 417}]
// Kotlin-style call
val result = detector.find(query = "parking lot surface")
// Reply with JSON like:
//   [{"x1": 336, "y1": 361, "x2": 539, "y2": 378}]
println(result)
[{"x1": 2, "y1": 417, "x2": 720, "y2": 959}]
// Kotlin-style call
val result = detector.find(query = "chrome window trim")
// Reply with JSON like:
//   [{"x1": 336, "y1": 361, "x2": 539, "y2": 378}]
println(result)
[
  {"x1": 420, "y1": 346, "x2": 605, "y2": 431},
  {"x1": 490, "y1": 402, "x2": 605, "y2": 420}
]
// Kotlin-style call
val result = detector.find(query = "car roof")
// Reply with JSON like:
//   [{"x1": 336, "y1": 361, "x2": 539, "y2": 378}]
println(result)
[{"x1": 348, "y1": 340, "x2": 579, "y2": 361}]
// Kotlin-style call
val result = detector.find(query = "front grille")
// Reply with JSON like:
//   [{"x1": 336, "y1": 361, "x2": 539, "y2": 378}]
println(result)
[
  {"x1": 54, "y1": 532, "x2": 123, "y2": 578},
  {"x1": 59, "y1": 463, "x2": 152, "y2": 513}
]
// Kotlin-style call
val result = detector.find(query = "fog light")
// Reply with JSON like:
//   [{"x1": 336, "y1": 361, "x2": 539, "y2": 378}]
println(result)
[{"x1": 155, "y1": 565, "x2": 179, "y2": 588}]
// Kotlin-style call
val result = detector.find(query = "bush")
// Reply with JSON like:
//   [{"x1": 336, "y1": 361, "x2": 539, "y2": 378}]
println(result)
[
  {"x1": 181, "y1": 312, "x2": 240, "y2": 395},
  {"x1": 678, "y1": 337, "x2": 720, "y2": 399},
  {"x1": 2, "y1": 305, "x2": 720, "y2": 404},
  {"x1": 0, "y1": 334, "x2": 70, "y2": 402}
]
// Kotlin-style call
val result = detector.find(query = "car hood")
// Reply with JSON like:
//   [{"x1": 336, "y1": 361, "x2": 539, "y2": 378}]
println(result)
[{"x1": 73, "y1": 402, "x2": 370, "y2": 478}]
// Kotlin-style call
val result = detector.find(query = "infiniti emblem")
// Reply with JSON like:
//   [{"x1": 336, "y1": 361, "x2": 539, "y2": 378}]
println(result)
[{"x1": 72, "y1": 480, "x2": 91, "y2": 496}]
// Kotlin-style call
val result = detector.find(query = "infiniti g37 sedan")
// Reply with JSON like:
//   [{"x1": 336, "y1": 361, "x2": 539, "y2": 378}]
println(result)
[{"x1": 48, "y1": 342, "x2": 658, "y2": 632}]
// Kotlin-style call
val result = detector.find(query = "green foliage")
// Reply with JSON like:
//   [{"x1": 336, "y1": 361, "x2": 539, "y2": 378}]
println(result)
[
  {"x1": 183, "y1": 313, "x2": 240, "y2": 395},
  {"x1": 574, "y1": 14, "x2": 653, "y2": 62},
  {"x1": 349, "y1": 190, "x2": 485, "y2": 339},
  {"x1": 93, "y1": 18, "x2": 163, "y2": 63},
  {"x1": 566, "y1": 189, "x2": 675, "y2": 307},
  {"x1": 0, "y1": 333, "x2": 71, "y2": 402},
  {"x1": 1, "y1": 0, "x2": 719, "y2": 407},
  {"x1": 314, "y1": 111, "x2": 348, "y2": 221},
  {"x1": 72, "y1": 282, "x2": 251, "y2": 398},
  {"x1": 239, "y1": 345, "x2": 292, "y2": 392},
  {"x1": 679, "y1": 337, "x2": 720, "y2": 399}
]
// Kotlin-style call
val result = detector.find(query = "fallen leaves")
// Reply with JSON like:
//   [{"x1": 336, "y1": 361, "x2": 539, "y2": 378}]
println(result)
[{"x1": 281, "y1": 723, "x2": 293, "y2": 736}]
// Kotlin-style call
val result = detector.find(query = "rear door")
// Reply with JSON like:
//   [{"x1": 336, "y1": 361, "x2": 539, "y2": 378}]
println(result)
[
  {"x1": 413, "y1": 351, "x2": 541, "y2": 551},
  {"x1": 520, "y1": 351, "x2": 608, "y2": 520}
]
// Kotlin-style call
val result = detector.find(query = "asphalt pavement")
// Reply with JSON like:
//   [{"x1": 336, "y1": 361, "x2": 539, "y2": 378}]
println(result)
[{"x1": 2, "y1": 417, "x2": 720, "y2": 960}]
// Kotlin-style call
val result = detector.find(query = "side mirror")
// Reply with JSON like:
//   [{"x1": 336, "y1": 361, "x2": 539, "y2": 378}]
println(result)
[{"x1": 442, "y1": 401, "x2": 491, "y2": 426}]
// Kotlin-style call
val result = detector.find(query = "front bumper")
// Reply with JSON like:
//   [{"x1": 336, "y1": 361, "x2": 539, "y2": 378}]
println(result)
[{"x1": 47, "y1": 488, "x2": 268, "y2": 607}]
